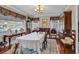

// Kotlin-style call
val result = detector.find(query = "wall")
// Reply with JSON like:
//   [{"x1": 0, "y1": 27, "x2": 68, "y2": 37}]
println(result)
[
  {"x1": 71, "y1": 6, "x2": 76, "y2": 30},
  {"x1": 39, "y1": 17, "x2": 50, "y2": 28}
]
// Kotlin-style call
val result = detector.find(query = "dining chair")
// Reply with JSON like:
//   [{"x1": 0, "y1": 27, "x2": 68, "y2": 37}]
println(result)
[{"x1": 42, "y1": 32, "x2": 48, "y2": 50}]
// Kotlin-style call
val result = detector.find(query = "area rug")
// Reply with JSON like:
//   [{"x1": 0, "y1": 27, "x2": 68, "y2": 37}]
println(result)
[
  {"x1": 41, "y1": 39, "x2": 59, "y2": 54},
  {"x1": 20, "y1": 48, "x2": 38, "y2": 54}
]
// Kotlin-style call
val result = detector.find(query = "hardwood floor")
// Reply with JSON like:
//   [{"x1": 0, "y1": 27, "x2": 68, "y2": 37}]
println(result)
[{"x1": 0, "y1": 46, "x2": 11, "y2": 54}]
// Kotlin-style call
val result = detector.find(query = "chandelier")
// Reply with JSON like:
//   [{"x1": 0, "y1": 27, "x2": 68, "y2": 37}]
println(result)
[{"x1": 35, "y1": 5, "x2": 44, "y2": 13}]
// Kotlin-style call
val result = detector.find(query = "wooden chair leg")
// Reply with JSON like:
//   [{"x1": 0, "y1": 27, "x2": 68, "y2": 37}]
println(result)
[
  {"x1": 13, "y1": 43, "x2": 19, "y2": 54},
  {"x1": 42, "y1": 40, "x2": 47, "y2": 50}
]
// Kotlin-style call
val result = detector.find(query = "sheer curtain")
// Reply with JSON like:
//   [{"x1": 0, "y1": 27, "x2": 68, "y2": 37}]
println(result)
[
  {"x1": 59, "y1": 20, "x2": 64, "y2": 33},
  {"x1": 50, "y1": 20, "x2": 64, "y2": 33}
]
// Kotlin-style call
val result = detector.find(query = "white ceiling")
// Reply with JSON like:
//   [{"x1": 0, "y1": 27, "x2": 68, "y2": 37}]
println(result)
[{"x1": 11, "y1": 5, "x2": 68, "y2": 17}]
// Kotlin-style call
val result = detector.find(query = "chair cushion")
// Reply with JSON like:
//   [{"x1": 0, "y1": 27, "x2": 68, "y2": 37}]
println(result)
[
  {"x1": 65, "y1": 37, "x2": 74, "y2": 44},
  {"x1": 60, "y1": 37, "x2": 74, "y2": 45}
]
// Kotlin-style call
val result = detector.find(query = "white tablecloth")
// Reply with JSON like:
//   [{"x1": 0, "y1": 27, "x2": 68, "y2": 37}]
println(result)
[{"x1": 16, "y1": 32, "x2": 45, "y2": 53}]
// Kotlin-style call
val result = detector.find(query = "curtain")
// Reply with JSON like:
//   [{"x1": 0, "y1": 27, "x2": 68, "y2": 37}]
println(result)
[{"x1": 50, "y1": 20, "x2": 64, "y2": 33}]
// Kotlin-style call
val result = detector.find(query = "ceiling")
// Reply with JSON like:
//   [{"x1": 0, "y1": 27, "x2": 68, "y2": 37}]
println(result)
[{"x1": 11, "y1": 5, "x2": 68, "y2": 17}]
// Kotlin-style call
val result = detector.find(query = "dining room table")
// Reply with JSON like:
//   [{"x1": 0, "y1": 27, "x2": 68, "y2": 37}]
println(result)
[{"x1": 16, "y1": 32, "x2": 45, "y2": 54}]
